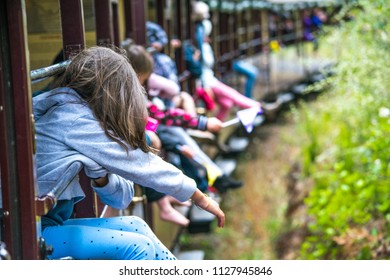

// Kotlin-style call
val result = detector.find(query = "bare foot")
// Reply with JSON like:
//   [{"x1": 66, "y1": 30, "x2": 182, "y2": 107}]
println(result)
[
  {"x1": 159, "y1": 208, "x2": 190, "y2": 227},
  {"x1": 167, "y1": 196, "x2": 192, "y2": 207}
]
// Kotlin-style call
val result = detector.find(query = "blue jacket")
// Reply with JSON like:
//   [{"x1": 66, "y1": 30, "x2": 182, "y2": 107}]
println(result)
[{"x1": 33, "y1": 88, "x2": 197, "y2": 205}]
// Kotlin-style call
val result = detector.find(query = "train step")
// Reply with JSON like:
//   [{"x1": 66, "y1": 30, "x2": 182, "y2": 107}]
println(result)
[
  {"x1": 278, "y1": 92, "x2": 295, "y2": 104},
  {"x1": 292, "y1": 83, "x2": 309, "y2": 96},
  {"x1": 187, "y1": 204, "x2": 216, "y2": 234},
  {"x1": 214, "y1": 157, "x2": 237, "y2": 176},
  {"x1": 227, "y1": 136, "x2": 249, "y2": 152}
]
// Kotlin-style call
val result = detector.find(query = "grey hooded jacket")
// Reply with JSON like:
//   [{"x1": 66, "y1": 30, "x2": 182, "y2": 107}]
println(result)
[{"x1": 33, "y1": 87, "x2": 197, "y2": 206}]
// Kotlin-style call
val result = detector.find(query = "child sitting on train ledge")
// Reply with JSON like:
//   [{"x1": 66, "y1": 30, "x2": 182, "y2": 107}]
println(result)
[
  {"x1": 145, "y1": 21, "x2": 214, "y2": 112},
  {"x1": 146, "y1": 21, "x2": 181, "y2": 84},
  {"x1": 32, "y1": 46, "x2": 224, "y2": 260},
  {"x1": 124, "y1": 43, "x2": 243, "y2": 194},
  {"x1": 192, "y1": 1, "x2": 262, "y2": 121},
  {"x1": 145, "y1": 129, "x2": 193, "y2": 227},
  {"x1": 144, "y1": 21, "x2": 199, "y2": 115}
]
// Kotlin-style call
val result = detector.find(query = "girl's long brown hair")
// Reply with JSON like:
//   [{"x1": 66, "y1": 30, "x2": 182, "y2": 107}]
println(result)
[{"x1": 60, "y1": 46, "x2": 152, "y2": 153}]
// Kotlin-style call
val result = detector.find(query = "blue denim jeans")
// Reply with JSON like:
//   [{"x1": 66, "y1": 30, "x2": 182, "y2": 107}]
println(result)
[
  {"x1": 233, "y1": 60, "x2": 259, "y2": 98},
  {"x1": 42, "y1": 216, "x2": 176, "y2": 260}
]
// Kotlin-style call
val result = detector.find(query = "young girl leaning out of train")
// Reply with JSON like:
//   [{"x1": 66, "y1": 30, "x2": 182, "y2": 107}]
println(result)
[{"x1": 33, "y1": 46, "x2": 224, "y2": 260}]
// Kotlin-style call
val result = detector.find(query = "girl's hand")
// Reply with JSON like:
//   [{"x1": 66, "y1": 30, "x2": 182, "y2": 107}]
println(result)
[
  {"x1": 179, "y1": 145, "x2": 195, "y2": 159},
  {"x1": 206, "y1": 117, "x2": 222, "y2": 133},
  {"x1": 93, "y1": 175, "x2": 108, "y2": 187},
  {"x1": 193, "y1": 49, "x2": 201, "y2": 61},
  {"x1": 170, "y1": 38, "x2": 182, "y2": 49},
  {"x1": 191, "y1": 190, "x2": 225, "y2": 227}
]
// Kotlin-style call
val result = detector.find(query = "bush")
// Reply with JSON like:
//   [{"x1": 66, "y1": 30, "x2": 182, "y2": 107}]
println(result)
[{"x1": 296, "y1": 0, "x2": 390, "y2": 259}]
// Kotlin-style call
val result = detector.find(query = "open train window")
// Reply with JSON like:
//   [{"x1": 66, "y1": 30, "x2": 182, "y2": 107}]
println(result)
[{"x1": 26, "y1": 0, "x2": 95, "y2": 93}]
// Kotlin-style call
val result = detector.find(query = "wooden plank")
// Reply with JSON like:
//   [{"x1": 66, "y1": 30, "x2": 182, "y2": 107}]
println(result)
[{"x1": 4, "y1": 0, "x2": 38, "y2": 260}]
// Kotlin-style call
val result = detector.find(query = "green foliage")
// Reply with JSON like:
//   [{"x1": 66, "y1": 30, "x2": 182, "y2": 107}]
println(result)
[{"x1": 295, "y1": 0, "x2": 390, "y2": 259}]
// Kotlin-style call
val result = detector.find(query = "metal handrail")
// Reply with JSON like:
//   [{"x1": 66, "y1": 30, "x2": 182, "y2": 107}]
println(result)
[
  {"x1": 30, "y1": 60, "x2": 70, "y2": 83},
  {"x1": 35, "y1": 161, "x2": 83, "y2": 216}
]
